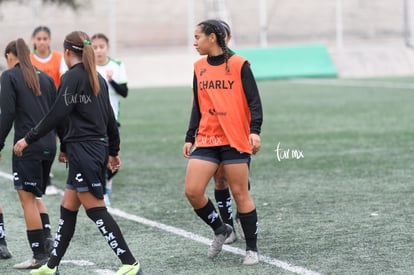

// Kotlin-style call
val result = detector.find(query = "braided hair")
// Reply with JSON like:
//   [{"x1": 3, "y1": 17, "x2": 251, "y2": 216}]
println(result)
[{"x1": 197, "y1": 19, "x2": 230, "y2": 72}]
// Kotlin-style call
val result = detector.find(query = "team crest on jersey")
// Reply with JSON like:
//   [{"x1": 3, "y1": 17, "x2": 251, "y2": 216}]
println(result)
[{"x1": 75, "y1": 173, "x2": 84, "y2": 183}]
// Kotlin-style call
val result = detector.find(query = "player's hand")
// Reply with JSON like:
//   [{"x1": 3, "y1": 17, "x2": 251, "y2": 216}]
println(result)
[
  {"x1": 182, "y1": 142, "x2": 193, "y2": 158},
  {"x1": 58, "y1": 152, "x2": 68, "y2": 163},
  {"x1": 249, "y1": 133, "x2": 261, "y2": 155},
  {"x1": 108, "y1": 155, "x2": 121, "y2": 172},
  {"x1": 106, "y1": 69, "x2": 113, "y2": 81},
  {"x1": 0, "y1": 152, "x2": 2, "y2": 161},
  {"x1": 13, "y1": 138, "x2": 28, "y2": 157}
]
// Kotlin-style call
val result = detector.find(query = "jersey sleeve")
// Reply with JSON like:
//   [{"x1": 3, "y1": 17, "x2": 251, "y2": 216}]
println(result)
[
  {"x1": 241, "y1": 62, "x2": 263, "y2": 135},
  {"x1": 109, "y1": 81, "x2": 128, "y2": 97},
  {"x1": 185, "y1": 73, "x2": 201, "y2": 143},
  {"x1": 117, "y1": 62, "x2": 128, "y2": 84},
  {"x1": 0, "y1": 72, "x2": 17, "y2": 151},
  {"x1": 102, "y1": 77, "x2": 120, "y2": 156}
]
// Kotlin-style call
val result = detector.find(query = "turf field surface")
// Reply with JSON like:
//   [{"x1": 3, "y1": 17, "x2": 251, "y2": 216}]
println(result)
[{"x1": 1, "y1": 77, "x2": 413, "y2": 274}]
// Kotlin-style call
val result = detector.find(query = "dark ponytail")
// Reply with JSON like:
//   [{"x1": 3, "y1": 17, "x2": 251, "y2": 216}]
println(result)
[
  {"x1": 64, "y1": 31, "x2": 100, "y2": 96},
  {"x1": 5, "y1": 38, "x2": 41, "y2": 96}
]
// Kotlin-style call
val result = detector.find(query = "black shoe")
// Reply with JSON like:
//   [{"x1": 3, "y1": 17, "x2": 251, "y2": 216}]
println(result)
[{"x1": 0, "y1": 244, "x2": 12, "y2": 259}]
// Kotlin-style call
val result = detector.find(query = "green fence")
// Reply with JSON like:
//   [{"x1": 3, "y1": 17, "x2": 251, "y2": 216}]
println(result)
[{"x1": 236, "y1": 44, "x2": 338, "y2": 80}]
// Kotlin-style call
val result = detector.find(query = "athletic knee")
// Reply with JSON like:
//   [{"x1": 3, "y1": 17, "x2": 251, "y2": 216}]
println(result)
[
  {"x1": 184, "y1": 187, "x2": 199, "y2": 202},
  {"x1": 185, "y1": 186, "x2": 208, "y2": 207},
  {"x1": 214, "y1": 178, "x2": 228, "y2": 190},
  {"x1": 231, "y1": 189, "x2": 251, "y2": 204}
]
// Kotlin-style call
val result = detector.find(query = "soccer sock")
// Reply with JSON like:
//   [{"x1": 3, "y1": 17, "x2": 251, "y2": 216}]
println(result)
[
  {"x1": 86, "y1": 207, "x2": 136, "y2": 265},
  {"x1": 48, "y1": 206, "x2": 78, "y2": 268},
  {"x1": 214, "y1": 188, "x2": 234, "y2": 228},
  {"x1": 239, "y1": 209, "x2": 258, "y2": 252},
  {"x1": 194, "y1": 198, "x2": 225, "y2": 233},
  {"x1": 0, "y1": 213, "x2": 6, "y2": 246},
  {"x1": 27, "y1": 229, "x2": 47, "y2": 258},
  {"x1": 40, "y1": 213, "x2": 52, "y2": 238}
]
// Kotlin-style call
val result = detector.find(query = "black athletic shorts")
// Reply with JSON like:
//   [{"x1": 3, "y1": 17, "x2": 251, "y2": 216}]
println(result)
[
  {"x1": 190, "y1": 145, "x2": 250, "y2": 164},
  {"x1": 65, "y1": 141, "x2": 108, "y2": 199},
  {"x1": 12, "y1": 158, "x2": 53, "y2": 198}
]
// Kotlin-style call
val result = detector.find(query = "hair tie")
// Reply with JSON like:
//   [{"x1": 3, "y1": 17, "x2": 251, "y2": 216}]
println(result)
[
  {"x1": 83, "y1": 40, "x2": 91, "y2": 45},
  {"x1": 64, "y1": 40, "x2": 83, "y2": 54}
]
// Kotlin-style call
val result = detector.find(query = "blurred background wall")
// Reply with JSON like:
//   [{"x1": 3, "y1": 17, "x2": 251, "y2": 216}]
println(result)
[
  {"x1": 0, "y1": 0, "x2": 408, "y2": 50},
  {"x1": 1, "y1": 0, "x2": 414, "y2": 85}
]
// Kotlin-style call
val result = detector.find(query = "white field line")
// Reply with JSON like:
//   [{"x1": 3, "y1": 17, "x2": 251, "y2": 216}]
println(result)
[
  {"x1": 61, "y1": 259, "x2": 94, "y2": 266},
  {"x1": 289, "y1": 79, "x2": 414, "y2": 90},
  {"x1": 108, "y1": 207, "x2": 321, "y2": 275},
  {"x1": 0, "y1": 171, "x2": 115, "y2": 274},
  {"x1": 0, "y1": 171, "x2": 321, "y2": 275},
  {"x1": 94, "y1": 270, "x2": 115, "y2": 275},
  {"x1": 60, "y1": 260, "x2": 114, "y2": 275},
  {"x1": 0, "y1": 171, "x2": 13, "y2": 181}
]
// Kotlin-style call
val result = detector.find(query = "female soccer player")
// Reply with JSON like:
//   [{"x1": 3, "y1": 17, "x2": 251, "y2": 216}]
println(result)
[
  {"x1": 182, "y1": 19, "x2": 263, "y2": 265},
  {"x1": 0, "y1": 38, "x2": 56, "y2": 269},
  {"x1": 14, "y1": 31, "x2": 142, "y2": 275},
  {"x1": 30, "y1": 26, "x2": 67, "y2": 88},
  {"x1": 91, "y1": 33, "x2": 129, "y2": 206},
  {"x1": 186, "y1": 20, "x2": 240, "y2": 245},
  {"x1": 30, "y1": 25, "x2": 68, "y2": 196}
]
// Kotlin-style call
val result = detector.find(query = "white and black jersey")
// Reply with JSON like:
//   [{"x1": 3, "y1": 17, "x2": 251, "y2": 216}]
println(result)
[{"x1": 96, "y1": 57, "x2": 128, "y2": 123}]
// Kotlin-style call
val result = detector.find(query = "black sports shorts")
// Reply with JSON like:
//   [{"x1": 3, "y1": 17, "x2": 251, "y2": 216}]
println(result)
[
  {"x1": 190, "y1": 145, "x2": 250, "y2": 164},
  {"x1": 12, "y1": 158, "x2": 53, "y2": 198},
  {"x1": 65, "y1": 141, "x2": 108, "y2": 199}
]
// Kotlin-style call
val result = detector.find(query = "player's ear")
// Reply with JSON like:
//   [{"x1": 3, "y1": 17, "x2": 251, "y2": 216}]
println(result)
[{"x1": 209, "y1": 33, "x2": 216, "y2": 43}]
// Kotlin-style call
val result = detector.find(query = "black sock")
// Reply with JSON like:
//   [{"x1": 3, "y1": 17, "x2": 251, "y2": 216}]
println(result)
[
  {"x1": 86, "y1": 207, "x2": 136, "y2": 265},
  {"x1": 0, "y1": 213, "x2": 6, "y2": 246},
  {"x1": 27, "y1": 229, "x2": 47, "y2": 258},
  {"x1": 40, "y1": 213, "x2": 52, "y2": 238},
  {"x1": 194, "y1": 199, "x2": 224, "y2": 233},
  {"x1": 214, "y1": 188, "x2": 234, "y2": 228},
  {"x1": 239, "y1": 209, "x2": 258, "y2": 252},
  {"x1": 48, "y1": 206, "x2": 78, "y2": 268}
]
